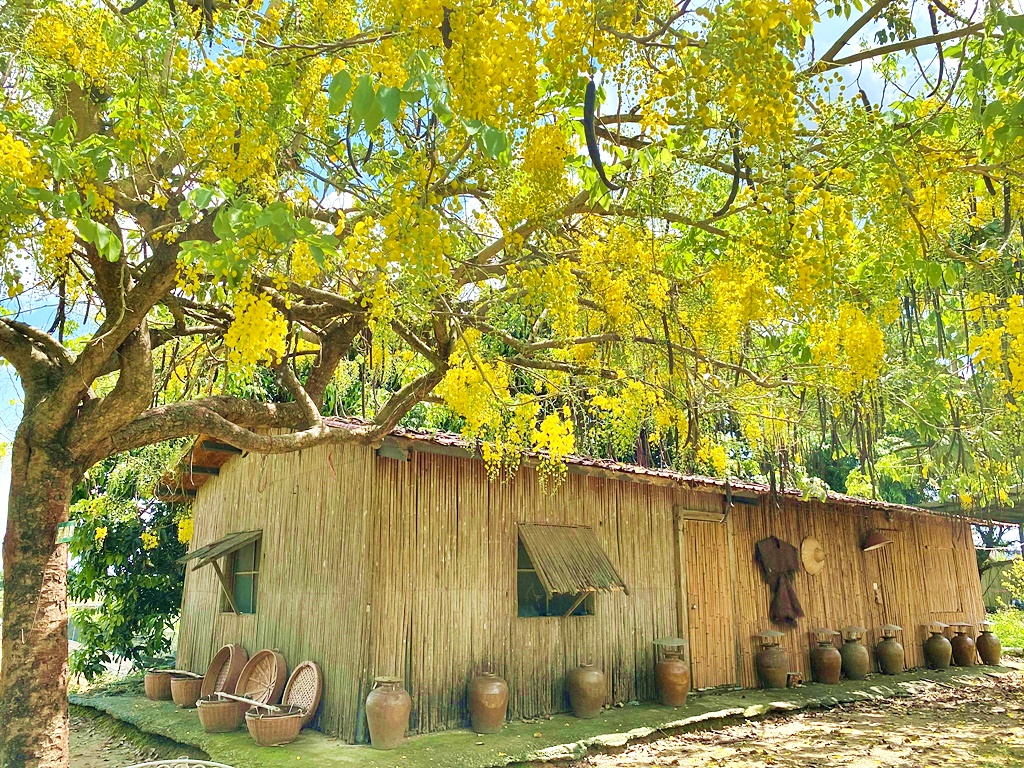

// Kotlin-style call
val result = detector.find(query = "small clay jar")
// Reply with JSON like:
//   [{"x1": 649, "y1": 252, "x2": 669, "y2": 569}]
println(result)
[
  {"x1": 838, "y1": 627, "x2": 870, "y2": 680},
  {"x1": 654, "y1": 650, "x2": 690, "y2": 706},
  {"x1": 365, "y1": 676, "x2": 412, "y2": 750},
  {"x1": 923, "y1": 625, "x2": 953, "y2": 670},
  {"x1": 977, "y1": 623, "x2": 1002, "y2": 666},
  {"x1": 566, "y1": 663, "x2": 606, "y2": 719},
  {"x1": 468, "y1": 672, "x2": 508, "y2": 734},
  {"x1": 875, "y1": 625, "x2": 905, "y2": 675},
  {"x1": 950, "y1": 625, "x2": 977, "y2": 667},
  {"x1": 754, "y1": 631, "x2": 788, "y2": 690},
  {"x1": 809, "y1": 629, "x2": 842, "y2": 685}
]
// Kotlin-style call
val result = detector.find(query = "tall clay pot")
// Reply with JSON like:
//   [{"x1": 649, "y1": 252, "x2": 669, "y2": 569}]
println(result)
[
  {"x1": 923, "y1": 630, "x2": 953, "y2": 670},
  {"x1": 875, "y1": 637, "x2": 905, "y2": 675},
  {"x1": 839, "y1": 638, "x2": 870, "y2": 680},
  {"x1": 365, "y1": 676, "x2": 412, "y2": 750},
  {"x1": 654, "y1": 651, "x2": 690, "y2": 706},
  {"x1": 977, "y1": 625, "x2": 1002, "y2": 666},
  {"x1": 468, "y1": 672, "x2": 508, "y2": 734},
  {"x1": 950, "y1": 626, "x2": 977, "y2": 667},
  {"x1": 566, "y1": 663, "x2": 606, "y2": 719},
  {"x1": 755, "y1": 642, "x2": 789, "y2": 689},
  {"x1": 810, "y1": 641, "x2": 842, "y2": 684}
]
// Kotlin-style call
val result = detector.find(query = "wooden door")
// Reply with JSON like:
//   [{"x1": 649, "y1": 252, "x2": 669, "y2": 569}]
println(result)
[{"x1": 684, "y1": 519, "x2": 737, "y2": 689}]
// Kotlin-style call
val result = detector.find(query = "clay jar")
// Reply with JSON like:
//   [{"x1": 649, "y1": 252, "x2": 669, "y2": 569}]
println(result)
[
  {"x1": 566, "y1": 663, "x2": 606, "y2": 719},
  {"x1": 950, "y1": 625, "x2": 977, "y2": 667},
  {"x1": 838, "y1": 627, "x2": 870, "y2": 680},
  {"x1": 977, "y1": 624, "x2": 1002, "y2": 666},
  {"x1": 923, "y1": 627, "x2": 953, "y2": 670},
  {"x1": 468, "y1": 672, "x2": 508, "y2": 734},
  {"x1": 754, "y1": 631, "x2": 788, "y2": 690},
  {"x1": 875, "y1": 625, "x2": 905, "y2": 675},
  {"x1": 809, "y1": 630, "x2": 842, "y2": 685},
  {"x1": 654, "y1": 651, "x2": 690, "y2": 706},
  {"x1": 365, "y1": 676, "x2": 412, "y2": 750}
]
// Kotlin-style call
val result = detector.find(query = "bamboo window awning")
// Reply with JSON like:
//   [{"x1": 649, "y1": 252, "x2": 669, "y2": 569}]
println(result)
[
  {"x1": 518, "y1": 523, "x2": 628, "y2": 596},
  {"x1": 178, "y1": 530, "x2": 261, "y2": 570}
]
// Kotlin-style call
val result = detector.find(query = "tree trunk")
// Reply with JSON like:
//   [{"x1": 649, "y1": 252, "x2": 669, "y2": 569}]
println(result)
[{"x1": 0, "y1": 430, "x2": 75, "y2": 768}]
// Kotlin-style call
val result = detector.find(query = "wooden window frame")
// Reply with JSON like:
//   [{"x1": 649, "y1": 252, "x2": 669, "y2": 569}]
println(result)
[
  {"x1": 516, "y1": 539, "x2": 595, "y2": 619},
  {"x1": 220, "y1": 538, "x2": 261, "y2": 615}
]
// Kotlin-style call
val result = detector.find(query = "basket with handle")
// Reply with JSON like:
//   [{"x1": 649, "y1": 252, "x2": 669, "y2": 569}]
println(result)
[
  {"x1": 196, "y1": 695, "x2": 244, "y2": 733},
  {"x1": 245, "y1": 705, "x2": 305, "y2": 746},
  {"x1": 201, "y1": 644, "x2": 248, "y2": 699},
  {"x1": 170, "y1": 674, "x2": 204, "y2": 708}
]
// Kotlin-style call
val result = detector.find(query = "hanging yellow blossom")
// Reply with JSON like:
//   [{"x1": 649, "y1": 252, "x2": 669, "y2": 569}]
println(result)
[
  {"x1": 140, "y1": 531, "x2": 159, "y2": 551},
  {"x1": 224, "y1": 290, "x2": 289, "y2": 367}
]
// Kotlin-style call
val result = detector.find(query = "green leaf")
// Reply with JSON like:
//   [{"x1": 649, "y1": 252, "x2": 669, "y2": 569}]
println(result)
[
  {"x1": 76, "y1": 218, "x2": 121, "y2": 261},
  {"x1": 378, "y1": 86, "x2": 402, "y2": 125},
  {"x1": 362, "y1": 97, "x2": 385, "y2": 135},
  {"x1": 350, "y1": 75, "x2": 376, "y2": 124},
  {"x1": 191, "y1": 188, "x2": 215, "y2": 209},
  {"x1": 178, "y1": 199, "x2": 193, "y2": 219},
  {"x1": 62, "y1": 190, "x2": 82, "y2": 216},
  {"x1": 51, "y1": 117, "x2": 76, "y2": 144},
  {"x1": 328, "y1": 71, "x2": 352, "y2": 113},
  {"x1": 479, "y1": 126, "x2": 508, "y2": 159}
]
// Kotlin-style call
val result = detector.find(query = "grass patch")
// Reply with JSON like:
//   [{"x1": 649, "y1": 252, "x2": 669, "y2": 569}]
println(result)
[
  {"x1": 988, "y1": 610, "x2": 1024, "y2": 648},
  {"x1": 71, "y1": 704, "x2": 208, "y2": 759}
]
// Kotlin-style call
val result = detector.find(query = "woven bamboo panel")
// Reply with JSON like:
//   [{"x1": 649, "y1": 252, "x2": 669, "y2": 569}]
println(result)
[{"x1": 178, "y1": 443, "x2": 985, "y2": 743}]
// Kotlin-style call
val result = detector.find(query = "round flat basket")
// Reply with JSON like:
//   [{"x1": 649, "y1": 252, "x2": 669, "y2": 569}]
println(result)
[
  {"x1": 281, "y1": 661, "x2": 323, "y2": 727},
  {"x1": 234, "y1": 650, "x2": 287, "y2": 709},
  {"x1": 202, "y1": 644, "x2": 249, "y2": 698},
  {"x1": 245, "y1": 705, "x2": 304, "y2": 746},
  {"x1": 196, "y1": 695, "x2": 244, "y2": 733},
  {"x1": 170, "y1": 675, "x2": 204, "y2": 709},
  {"x1": 144, "y1": 671, "x2": 173, "y2": 701}
]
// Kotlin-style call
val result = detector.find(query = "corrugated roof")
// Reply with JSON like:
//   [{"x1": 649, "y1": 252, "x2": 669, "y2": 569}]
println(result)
[
  {"x1": 161, "y1": 416, "x2": 999, "y2": 522},
  {"x1": 178, "y1": 530, "x2": 261, "y2": 570},
  {"x1": 518, "y1": 523, "x2": 627, "y2": 595}
]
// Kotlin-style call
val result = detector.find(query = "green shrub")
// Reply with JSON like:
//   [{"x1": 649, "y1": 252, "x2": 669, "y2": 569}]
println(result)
[{"x1": 989, "y1": 610, "x2": 1024, "y2": 649}]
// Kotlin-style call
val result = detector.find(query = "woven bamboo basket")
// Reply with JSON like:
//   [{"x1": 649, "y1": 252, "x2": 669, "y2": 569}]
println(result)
[
  {"x1": 196, "y1": 695, "x2": 244, "y2": 732},
  {"x1": 245, "y1": 705, "x2": 305, "y2": 746},
  {"x1": 233, "y1": 649, "x2": 287, "y2": 716},
  {"x1": 144, "y1": 671, "x2": 173, "y2": 701},
  {"x1": 281, "y1": 661, "x2": 323, "y2": 727},
  {"x1": 170, "y1": 675, "x2": 204, "y2": 708},
  {"x1": 201, "y1": 644, "x2": 248, "y2": 698}
]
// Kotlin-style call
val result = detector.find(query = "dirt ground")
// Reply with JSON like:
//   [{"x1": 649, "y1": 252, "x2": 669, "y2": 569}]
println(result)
[
  {"x1": 575, "y1": 672, "x2": 1024, "y2": 768},
  {"x1": 70, "y1": 707, "x2": 204, "y2": 768}
]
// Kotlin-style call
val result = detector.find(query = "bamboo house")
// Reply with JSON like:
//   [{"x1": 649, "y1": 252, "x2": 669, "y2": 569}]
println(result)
[{"x1": 167, "y1": 417, "x2": 986, "y2": 742}]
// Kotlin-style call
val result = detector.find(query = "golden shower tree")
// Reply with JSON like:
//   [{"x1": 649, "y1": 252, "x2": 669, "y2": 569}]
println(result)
[{"x1": 0, "y1": 0, "x2": 1022, "y2": 763}]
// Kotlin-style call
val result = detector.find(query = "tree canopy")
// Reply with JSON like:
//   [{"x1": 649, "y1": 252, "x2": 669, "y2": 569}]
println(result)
[{"x1": 1, "y1": 0, "x2": 1024, "y2": 762}]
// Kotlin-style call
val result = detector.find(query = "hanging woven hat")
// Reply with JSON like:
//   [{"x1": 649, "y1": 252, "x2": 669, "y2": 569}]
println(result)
[{"x1": 800, "y1": 536, "x2": 826, "y2": 575}]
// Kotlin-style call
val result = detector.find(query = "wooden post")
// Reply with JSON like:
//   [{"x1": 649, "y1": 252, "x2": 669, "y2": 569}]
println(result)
[{"x1": 211, "y1": 559, "x2": 240, "y2": 616}]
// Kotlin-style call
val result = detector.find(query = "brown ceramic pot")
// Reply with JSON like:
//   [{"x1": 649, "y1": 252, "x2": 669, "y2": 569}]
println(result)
[
  {"x1": 977, "y1": 629, "x2": 1002, "y2": 666},
  {"x1": 875, "y1": 637, "x2": 905, "y2": 675},
  {"x1": 839, "y1": 638, "x2": 870, "y2": 680},
  {"x1": 468, "y1": 672, "x2": 508, "y2": 734},
  {"x1": 654, "y1": 651, "x2": 690, "y2": 706},
  {"x1": 951, "y1": 628, "x2": 977, "y2": 667},
  {"x1": 566, "y1": 663, "x2": 606, "y2": 719},
  {"x1": 923, "y1": 631, "x2": 952, "y2": 670},
  {"x1": 755, "y1": 645, "x2": 789, "y2": 689},
  {"x1": 365, "y1": 676, "x2": 412, "y2": 750},
  {"x1": 809, "y1": 642, "x2": 842, "y2": 684}
]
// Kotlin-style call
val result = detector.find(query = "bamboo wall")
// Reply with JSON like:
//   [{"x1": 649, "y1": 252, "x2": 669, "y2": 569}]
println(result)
[{"x1": 177, "y1": 443, "x2": 985, "y2": 742}]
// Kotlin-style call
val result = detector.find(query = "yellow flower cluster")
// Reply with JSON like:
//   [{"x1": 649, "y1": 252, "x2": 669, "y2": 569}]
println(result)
[
  {"x1": 24, "y1": 3, "x2": 114, "y2": 88},
  {"x1": 970, "y1": 295, "x2": 1024, "y2": 396},
  {"x1": 532, "y1": 410, "x2": 576, "y2": 481},
  {"x1": 94, "y1": 526, "x2": 108, "y2": 545},
  {"x1": 496, "y1": 123, "x2": 575, "y2": 227},
  {"x1": 0, "y1": 125, "x2": 40, "y2": 186},
  {"x1": 436, "y1": 356, "x2": 511, "y2": 437},
  {"x1": 141, "y1": 531, "x2": 159, "y2": 551},
  {"x1": 590, "y1": 380, "x2": 666, "y2": 456},
  {"x1": 224, "y1": 290, "x2": 288, "y2": 368},
  {"x1": 177, "y1": 515, "x2": 194, "y2": 544},
  {"x1": 696, "y1": 441, "x2": 729, "y2": 477},
  {"x1": 808, "y1": 303, "x2": 885, "y2": 396}
]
